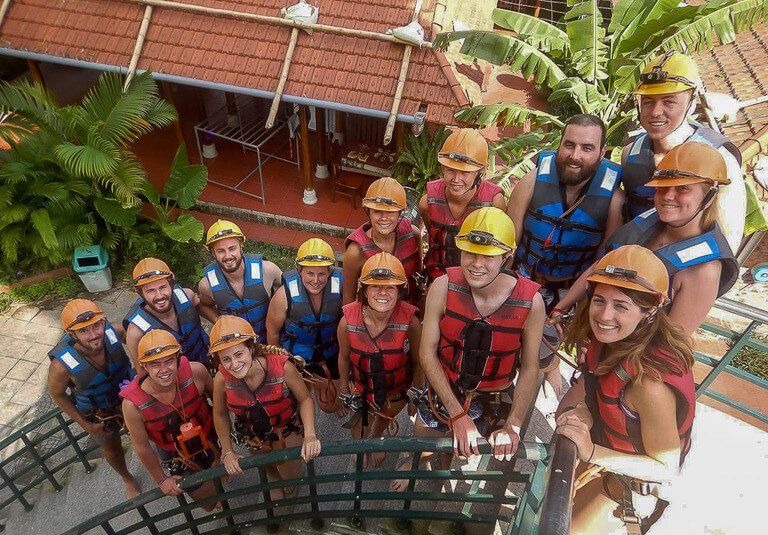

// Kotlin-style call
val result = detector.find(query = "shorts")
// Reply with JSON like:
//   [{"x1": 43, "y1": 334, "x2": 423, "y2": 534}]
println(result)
[
  {"x1": 304, "y1": 357, "x2": 340, "y2": 381},
  {"x1": 417, "y1": 385, "x2": 514, "y2": 436},
  {"x1": 538, "y1": 285, "x2": 567, "y2": 371},
  {"x1": 157, "y1": 445, "x2": 216, "y2": 493}
]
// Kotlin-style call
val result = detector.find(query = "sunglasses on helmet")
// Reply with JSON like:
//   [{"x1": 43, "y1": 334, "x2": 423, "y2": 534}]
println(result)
[
  {"x1": 208, "y1": 228, "x2": 239, "y2": 242},
  {"x1": 456, "y1": 230, "x2": 512, "y2": 251},
  {"x1": 592, "y1": 265, "x2": 661, "y2": 295},
  {"x1": 438, "y1": 151, "x2": 484, "y2": 168},
  {"x1": 66, "y1": 310, "x2": 103, "y2": 330},
  {"x1": 651, "y1": 168, "x2": 716, "y2": 183},
  {"x1": 296, "y1": 254, "x2": 334, "y2": 264},
  {"x1": 142, "y1": 344, "x2": 179, "y2": 358},
  {"x1": 363, "y1": 196, "x2": 405, "y2": 210},
  {"x1": 640, "y1": 51, "x2": 696, "y2": 87},
  {"x1": 360, "y1": 267, "x2": 406, "y2": 283},
  {"x1": 132, "y1": 269, "x2": 172, "y2": 285},
  {"x1": 211, "y1": 331, "x2": 253, "y2": 350}
]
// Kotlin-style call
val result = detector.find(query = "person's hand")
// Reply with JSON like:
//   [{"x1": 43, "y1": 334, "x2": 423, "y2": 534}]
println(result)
[
  {"x1": 451, "y1": 413, "x2": 481, "y2": 457},
  {"x1": 301, "y1": 435, "x2": 321, "y2": 461},
  {"x1": 159, "y1": 475, "x2": 183, "y2": 496},
  {"x1": 83, "y1": 420, "x2": 110, "y2": 438},
  {"x1": 558, "y1": 402, "x2": 593, "y2": 428},
  {"x1": 488, "y1": 426, "x2": 520, "y2": 462},
  {"x1": 407, "y1": 401, "x2": 416, "y2": 417},
  {"x1": 547, "y1": 310, "x2": 565, "y2": 337},
  {"x1": 544, "y1": 368, "x2": 563, "y2": 397},
  {"x1": 222, "y1": 451, "x2": 243, "y2": 475},
  {"x1": 555, "y1": 413, "x2": 595, "y2": 462}
]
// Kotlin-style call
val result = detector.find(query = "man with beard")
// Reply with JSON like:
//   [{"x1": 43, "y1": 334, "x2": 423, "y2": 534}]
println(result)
[
  {"x1": 506, "y1": 115, "x2": 624, "y2": 394},
  {"x1": 198, "y1": 220, "x2": 282, "y2": 340},
  {"x1": 124, "y1": 258, "x2": 210, "y2": 368},
  {"x1": 622, "y1": 51, "x2": 744, "y2": 251},
  {"x1": 48, "y1": 299, "x2": 141, "y2": 498}
]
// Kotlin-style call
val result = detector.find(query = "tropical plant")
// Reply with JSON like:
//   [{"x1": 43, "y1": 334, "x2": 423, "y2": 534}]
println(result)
[
  {"x1": 391, "y1": 125, "x2": 451, "y2": 193},
  {"x1": 434, "y1": 0, "x2": 768, "y2": 180},
  {"x1": 0, "y1": 71, "x2": 177, "y2": 270}
]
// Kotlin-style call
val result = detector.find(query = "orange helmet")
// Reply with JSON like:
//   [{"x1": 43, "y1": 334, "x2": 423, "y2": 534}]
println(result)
[
  {"x1": 359, "y1": 252, "x2": 407, "y2": 286},
  {"x1": 209, "y1": 315, "x2": 256, "y2": 355},
  {"x1": 587, "y1": 245, "x2": 669, "y2": 304},
  {"x1": 137, "y1": 330, "x2": 180, "y2": 364},
  {"x1": 438, "y1": 128, "x2": 488, "y2": 172},
  {"x1": 132, "y1": 258, "x2": 173, "y2": 287},
  {"x1": 645, "y1": 141, "x2": 730, "y2": 187},
  {"x1": 362, "y1": 177, "x2": 407, "y2": 212},
  {"x1": 61, "y1": 299, "x2": 105, "y2": 331}
]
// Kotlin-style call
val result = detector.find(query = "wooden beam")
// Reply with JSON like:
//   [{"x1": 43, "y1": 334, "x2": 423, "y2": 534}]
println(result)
[
  {"x1": 160, "y1": 81, "x2": 184, "y2": 145},
  {"x1": 124, "y1": 5, "x2": 154, "y2": 90},
  {"x1": 299, "y1": 105, "x2": 316, "y2": 203},
  {"x1": 383, "y1": 45, "x2": 412, "y2": 146},
  {"x1": 27, "y1": 59, "x2": 45, "y2": 87},
  {"x1": 0, "y1": 0, "x2": 14, "y2": 32},
  {"x1": 266, "y1": 27, "x2": 299, "y2": 129},
  {"x1": 394, "y1": 121, "x2": 404, "y2": 154}
]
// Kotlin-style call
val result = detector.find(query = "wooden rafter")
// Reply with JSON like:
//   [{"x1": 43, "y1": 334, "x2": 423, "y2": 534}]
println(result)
[
  {"x1": 384, "y1": 45, "x2": 412, "y2": 146},
  {"x1": 266, "y1": 27, "x2": 299, "y2": 129},
  {"x1": 0, "y1": 0, "x2": 14, "y2": 32},
  {"x1": 123, "y1": 5, "x2": 154, "y2": 90}
]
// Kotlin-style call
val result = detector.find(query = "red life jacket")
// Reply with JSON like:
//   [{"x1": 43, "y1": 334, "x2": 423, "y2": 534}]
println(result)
[
  {"x1": 218, "y1": 352, "x2": 297, "y2": 432},
  {"x1": 120, "y1": 356, "x2": 213, "y2": 453},
  {"x1": 438, "y1": 267, "x2": 540, "y2": 392},
  {"x1": 424, "y1": 179, "x2": 503, "y2": 282},
  {"x1": 343, "y1": 300, "x2": 417, "y2": 408},
  {"x1": 345, "y1": 219, "x2": 421, "y2": 304},
  {"x1": 582, "y1": 340, "x2": 695, "y2": 464}
]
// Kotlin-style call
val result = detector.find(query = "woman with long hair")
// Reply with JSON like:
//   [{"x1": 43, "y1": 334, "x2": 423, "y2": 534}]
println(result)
[
  {"x1": 555, "y1": 245, "x2": 696, "y2": 534},
  {"x1": 554, "y1": 141, "x2": 739, "y2": 336},
  {"x1": 211, "y1": 315, "x2": 321, "y2": 499}
]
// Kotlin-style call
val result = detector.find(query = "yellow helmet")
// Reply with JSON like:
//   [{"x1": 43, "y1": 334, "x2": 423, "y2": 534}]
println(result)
[
  {"x1": 438, "y1": 128, "x2": 488, "y2": 172},
  {"x1": 132, "y1": 258, "x2": 173, "y2": 287},
  {"x1": 359, "y1": 252, "x2": 407, "y2": 286},
  {"x1": 61, "y1": 299, "x2": 104, "y2": 331},
  {"x1": 296, "y1": 238, "x2": 335, "y2": 267},
  {"x1": 455, "y1": 207, "x2": 516, "y2": 256},
  {"x1": 206, "y1": 219, "x2": 245, "y2": 247},
  {"x1": 587, "y1": 245, "x2": 669, "y2": 305},
  {"x1": 137, "y1": 330, "x2": 181, "y2": 364},
  {"x1": 635, "y1": 51, "x2": 701, "y2": 96},
  {"x1": 645, "y1": 141, "x2": 730, "y2": 187},
  {"x1": 362, "y1": 177, "x2": 407, "y2": 212},
  {"x1": 209, "y1": 315, "x2": 256, "y2": 355}
]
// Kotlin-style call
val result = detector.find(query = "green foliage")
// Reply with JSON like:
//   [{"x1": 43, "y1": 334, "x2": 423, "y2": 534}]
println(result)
[
  {"x1": 731, "y1": 335, "x2": 768, "y2": 381},
  {"x1": 435, "y1": 0, "x2": 767, "y2": 180},
  {"x1": 242, "y1": 241, "x2": 297, "y2": 272},
  {"x1": 3, "y1": 276, "x2": 82, "y2": 309},
  {"x1": 391, "y1": 126, "x2": 451, "y2": 193},
  {"x1": 0, "y1": 71, "x2": 177, "y2": 272}
]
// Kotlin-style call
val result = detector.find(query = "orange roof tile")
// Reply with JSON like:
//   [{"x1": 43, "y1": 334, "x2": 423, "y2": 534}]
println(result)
[{"x1": 0, "y1": 0, "x2": 468, "y2": 125}]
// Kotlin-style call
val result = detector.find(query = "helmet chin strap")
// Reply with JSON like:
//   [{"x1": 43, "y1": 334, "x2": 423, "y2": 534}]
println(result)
[{"x1": 666, "y1": 186, "x2": 717, "y2": 229}]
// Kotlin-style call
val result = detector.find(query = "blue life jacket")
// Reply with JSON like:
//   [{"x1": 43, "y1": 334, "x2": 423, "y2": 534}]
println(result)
[
  {"x1": 48, "y1": 324, "x2": 134, "y2": 411},
  {"x1": 204, "y1": 254, "x2": 270, "y2": 342},
  {"x1": 280, "y1": 267, "x2": 343, "y2": 363},
  {"x1": 623, "y1": 122, "x2": 741, "y2": 220},
  {"x1": 604, "y1": 209, "x2": 738, "y2": 298},
  {"x1": 123, "y1": 284, "x2": 210, "y2": 364},
  {"x1": 515, "y1": 151, "x2": 621, "y2": 284}
]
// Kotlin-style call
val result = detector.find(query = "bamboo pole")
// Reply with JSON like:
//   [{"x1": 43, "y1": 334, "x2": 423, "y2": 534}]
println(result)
[
  {"x1": 383, "y1": 45, "x2": 412, "y2": 146},
  {"x1": 123, "y1": 0, "x2": 433, "y2": 47},
  {"x1": 0, "y1": 0, "x2": 14, "y2": 32},
  {"x1": 27, "y1": 59, "x2": 45, "y2": 87},
  {"x1": 266, "y1": 27, "x2": 299, "y2": 129},
  {"x1": 123, "y1": 5, "x2": 154, "y2": 90}
]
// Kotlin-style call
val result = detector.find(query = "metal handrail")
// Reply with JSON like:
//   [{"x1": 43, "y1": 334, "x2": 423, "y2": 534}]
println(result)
[
  {"x1": 64, "y1": 438, "x2": 549, "y2": 535},
  {"x1": 713, "y1": 296, "x2": 768, "y2": 324},
  {"x1": 538, "y1": 436, "x2": 578, "y2": 535}
]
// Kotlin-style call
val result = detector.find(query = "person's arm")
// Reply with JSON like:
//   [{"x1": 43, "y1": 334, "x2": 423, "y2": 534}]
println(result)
[
  {"x1": 553, "y1": 262, "x2": 594, "y2": 318},
  {"x1": 418, "y1": 194, "x2": 430, "y2": 233},
  {"x1": 717, "y1": 147, "x2": 746, "y2": 252},
  {"x1": 411, "y1": 224, "x2": 423, "y2": 272},
  {"x1": 505, "y1": 171, "x2": 536, "y2": 246},
  {"x1": 667, "y1": 261, "x2": 721, "y2": 335},
  {"x1": 123, "y1": 398, "x2": 181, "y2": 494},
  {"x1": 191, "y1": 361, "x2": 214, "y2": 398},
  {"x1": 183, "y1": 287, "x2": 201, "y2": 308},
  {"x1": 110, "y1": 321, "x2": 126, "y2": 343},
  {"x1": 407, "y1": 315, "x2": 423, "y2": 388},
  {"x1": 556, "y1": 378, "x2": 683, "y2": 482},
  {"x1": 284, "y1": 361, "x2": 321, "y2": 461},
  {"x1": 265, "y1": 287, "x2": 288, "y2": 346},
  {"x1": 342, "y1": 244, "x2": 364, "y2": 305},
  {"x1": 197, "y1": 277, "x2": 220, "y2": 325},
  {"x1": 599, "y1": 188, "x2": 626, "y2": 250},
  {"x1": 492, "y1": 191, "x2": 507, "y2": 211},
  {"x1": 336, "y1": 318, "x2": 353, "y2": 396},
  {"x1": 262, "y1": 260, "x2": 283, "y2": 297},
  {"x1": 125, "y1": 324, "x2": 143, "y2": 371},
  {"x1": 212, "y1": 373, "x2": 241, "y2": 475},
  {"x1": 48, "y1": 360, "x2": 106, "y2": 437},
  {"x1": 554, "y1": 373, "x2": 591, "y2": 425}
]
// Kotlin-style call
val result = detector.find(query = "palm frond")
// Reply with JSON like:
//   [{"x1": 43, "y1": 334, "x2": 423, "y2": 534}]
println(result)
[
  {"x1": 611, "y1": 0, "x2": 680, "y2": 56},
  {"x1": 0, "y1": 225, "x2": 23, "y2": 264},
  {"x1": 456, "y1": 103, "x2": 564, "y2": 128},
  {"x1": 492, "y1": 9, "x2": 569, "y2": 54},
  {"x1": 548, "y1": 77, "x2": 612, "y2": 115},
  {"x1": 54, "y1": 142, "x2": 119, "y2": 178},
  {"x1": 30, "y1": 208, "x2": 59, "y2": 248},
  {"x1": 565, "y1": 0, "x2": 610, "y2": 83}
]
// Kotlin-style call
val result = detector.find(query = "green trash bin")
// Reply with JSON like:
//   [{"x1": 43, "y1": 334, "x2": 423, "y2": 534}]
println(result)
[{"x1": 72, "y1": 245, "x2": 113, "y2": 292}]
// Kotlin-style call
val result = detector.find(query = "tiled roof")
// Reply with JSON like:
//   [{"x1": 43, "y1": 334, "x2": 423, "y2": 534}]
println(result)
[
  {"x1": 697, "y1": 24, "x2": 768, "y2": 158},
  {"x1": 0, "y1": 0, "x2": 468, "y2": 125}
]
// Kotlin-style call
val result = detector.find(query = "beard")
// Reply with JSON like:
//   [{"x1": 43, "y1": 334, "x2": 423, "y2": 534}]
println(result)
[
  {"x1": 78, "y1": 337, "x2": 105, "y2": 357},
  {"x1": 220, "y1": 256, "x2": 243, "y2": 274},
  {"x1": 555, "y1": 158, "x2": 600, "y2": 186},
  {"x1": 147, "y1": 297, "x2": 173, "y2": 314}
]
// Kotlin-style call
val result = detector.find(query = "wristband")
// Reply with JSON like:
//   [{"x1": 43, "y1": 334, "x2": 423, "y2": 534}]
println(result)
[
  {"x1": 222, "y1": 450, "x2": 235, "y2": 460},
  {"x1": 550, "y1": 307, "x2": 565, "y2": 316},
  {"x1": 448, "y1": 410, "x2": 468, "y2": 429},
  {"x1": 507, "y1": 424, "x2": 521, "y2": 436},
  {"x1": 586, "y1": 443, "x2": 596, "y2": 463},
  {"x1": 158, "y1": 475, "x2": 170, "y2": 486}
]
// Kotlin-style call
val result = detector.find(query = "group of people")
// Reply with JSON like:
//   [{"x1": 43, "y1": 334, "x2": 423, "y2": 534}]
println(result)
[{"x1": 46, "y1": 51, "x2": 745, "y2": 533}]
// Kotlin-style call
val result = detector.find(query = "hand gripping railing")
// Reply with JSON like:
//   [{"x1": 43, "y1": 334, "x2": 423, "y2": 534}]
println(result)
[
  {"x1": 64, "y1": 438, "x2": 549, "y2": 535},
  {"x1": 538, "y1": 436, "x2": 578, "y2": 535}
]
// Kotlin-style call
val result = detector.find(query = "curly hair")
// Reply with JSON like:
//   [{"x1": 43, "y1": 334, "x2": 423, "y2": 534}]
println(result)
[{"x1": 562, "y1": 286, "x2": 694, "y2": 381}]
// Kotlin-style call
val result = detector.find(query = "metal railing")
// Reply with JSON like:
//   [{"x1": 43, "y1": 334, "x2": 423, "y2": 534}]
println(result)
[
  {"x1": 695, "y1": 297, "x2": 768, "y2": 424},
  {"x1": 64, "y1": 438, "x2": 549, "y2": 535},
  {"x1": 0, "y1": 409, "x2": 101, "y2": 513}
]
